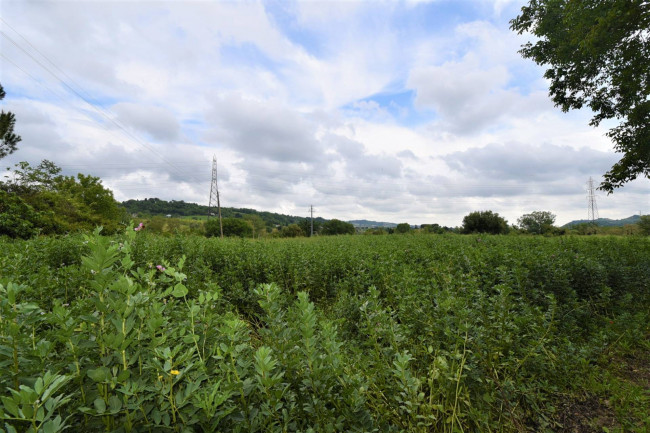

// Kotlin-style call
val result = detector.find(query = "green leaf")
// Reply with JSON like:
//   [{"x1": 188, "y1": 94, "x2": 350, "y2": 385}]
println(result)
[
  {"x1": 93, "y1": 398, "x2": 106, "y2": 414},
  {"x1": 108, "y1": 395, "x2": 122, "y2": 413},
  {"x1": 42, "y1": 419, "x2": 58, "y2": 433},
  {"x1": 87, "y1": 367, "x2": 109, "y2": 383},
  {"x1": 34, "y1": 377, "x2": 44, "y2": 395},
  {"x1": 1, "y1": 397, "x2": 20, "y2": 418},
  {"x1": 172, "y1": 283, "x2": 188, "y2": 298},
  {"x1": 117, "y1": 370, "x2": 131, "y2": 382}
]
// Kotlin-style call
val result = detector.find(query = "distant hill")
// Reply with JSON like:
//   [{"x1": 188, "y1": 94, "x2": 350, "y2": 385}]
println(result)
[
  {"x1": 348, "y1": 219, "x2": 397, "y2": 228},
  {"x1": 121, "y1": 198, "x2": 326, "y2": 229},
  {"x1": 562, "y1": 215, "x2": 641, "y2": 228}
]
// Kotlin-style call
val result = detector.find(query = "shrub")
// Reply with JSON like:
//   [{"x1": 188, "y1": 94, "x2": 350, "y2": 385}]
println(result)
[{"x1": 461, "y1": 210, "x2": 509, "y2": 234}]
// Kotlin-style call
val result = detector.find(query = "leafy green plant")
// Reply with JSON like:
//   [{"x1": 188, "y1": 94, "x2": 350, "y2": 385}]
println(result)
[{"x1": 0, "y1": 228, "x2": 648, "y2": 431}]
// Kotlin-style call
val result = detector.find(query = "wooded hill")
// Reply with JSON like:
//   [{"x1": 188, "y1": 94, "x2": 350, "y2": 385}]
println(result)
[
  {"x1": 562, "y1": 215, "x2": 641, "y2": 228},
  {"x1": 121, "y1": 198, "x2": 326, "y2": 229}
]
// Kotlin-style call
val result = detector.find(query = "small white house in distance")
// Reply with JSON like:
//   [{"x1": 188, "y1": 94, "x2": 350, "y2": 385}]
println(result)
[{"x1": 166, "y1": 214, "x2": 172, "y2": 218}]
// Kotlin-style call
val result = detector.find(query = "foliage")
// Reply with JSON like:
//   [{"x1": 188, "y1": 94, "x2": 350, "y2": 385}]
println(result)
[
  {"x1": 511, "y1": 0, "x2": 650, "y2": 192},
  {"x1": 122, "y1": 197, "x2": 327, "y2": 231},
  {"x1": 517, "y1": 210, "x2": 556, "y2": 234},
  {"x1": 279, "y1": 224, "x2": 303, "y2": 238},
  {"x1": 420, "y1": 223, "x2": 452, "y2": 234},
  {"x1": 297, "y1": 218, "x2": 320, "y2": 237},
  {"x1": 243, "y1": 214, "x2": 266, "y2": 237},
  {"x1": 141, "y1": 216, "x2": 204, "y2": 236},
  {"x1": 2, "y1": 160, "x2": 62, "y2": 195},
  {"x1": 572, "y1": 222, "x2": 598, "y2": 236},
  {"x1": 0, "y1": 83, "x2": 21, "y2": 160},
  {"x1": 395, "y1": 223, "x2": 411, "y2": 234},
  {"x1": 0, "y1": 160, "x2": 126, "y2": 236},
  {"x1": 204, "y1": 218, "x2": 223, "y2": 238},
  {"x1": 563, "y1": 214, "x2": 644, "y2": 228},
  {"x1": 639, "y1": 215, "x2": 650, "y2": 236},
  {"x1": 363, "y1": 227, "x2": 387, "y2": 235},
  {"x1": 0, "y1": 231, "x2": 648, "y2": 431},
  {"x1": 461, "y1": 210, "x2": 509, "y2": 234},
  {"x1": 320, "y1": 219, "x2": 355, "y2": 236},
  {"x1": 0, "y1": 191, "x2": 40, "y2": 239},
  {"x1": 221, "y1": 217, "x2": 253, "y2": 238}
]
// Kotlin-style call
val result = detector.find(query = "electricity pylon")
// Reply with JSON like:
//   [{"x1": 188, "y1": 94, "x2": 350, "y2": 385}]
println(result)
[
  {"x1": 587, "y1": 177, "x2": 599, "y2": 224},
  {"x1": 208, "y1": 155, "x2": 223, "y2": 238}
]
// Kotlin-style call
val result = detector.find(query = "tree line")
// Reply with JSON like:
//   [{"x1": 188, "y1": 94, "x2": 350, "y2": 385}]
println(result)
[
  {"x1": 121, "y1": 197, "x2": 327, "y2": 233},
  {"x1": 2, "y1": 73, "x2": 650, "y2": 239}
]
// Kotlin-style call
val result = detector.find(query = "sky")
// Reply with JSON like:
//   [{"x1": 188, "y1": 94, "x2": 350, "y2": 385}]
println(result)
[{"x1": 1, "y1": 0, "x2": 648, "y2": 226}]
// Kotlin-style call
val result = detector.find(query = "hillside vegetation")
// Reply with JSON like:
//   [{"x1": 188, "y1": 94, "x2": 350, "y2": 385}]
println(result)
[
  {"x1": 121, "y1": 198, "x2": 326, "y2": 231},
  {"x1": 562, "y1": 215, "x2": 642, "y2": 228}
]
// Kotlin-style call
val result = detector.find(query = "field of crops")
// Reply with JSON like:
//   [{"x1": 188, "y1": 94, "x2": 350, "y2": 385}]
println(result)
[{"x1": 1, "y1": 228, "x2": 649, "y2": 432}]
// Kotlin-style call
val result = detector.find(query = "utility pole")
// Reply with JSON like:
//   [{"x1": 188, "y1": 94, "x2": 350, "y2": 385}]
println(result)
[
  {"x1": 208, "y1": 155, "x2": 223, "y2": 238},
  {"x1": 587, "y1": 177, "x2": 599, "y2": 224},
  {"x1": 310, "y1": 205, "x2": 314, "y2": 236}
]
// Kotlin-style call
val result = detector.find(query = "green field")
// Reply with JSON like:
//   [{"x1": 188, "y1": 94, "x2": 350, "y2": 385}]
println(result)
[{"x1": 1, "y1": 229, "x2": 648, "y2": 432}]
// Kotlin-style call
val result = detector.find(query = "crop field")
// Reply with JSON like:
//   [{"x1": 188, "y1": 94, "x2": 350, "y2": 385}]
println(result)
[{"x1": 0, "y1": 228, "x2": 649, "y2": 432}]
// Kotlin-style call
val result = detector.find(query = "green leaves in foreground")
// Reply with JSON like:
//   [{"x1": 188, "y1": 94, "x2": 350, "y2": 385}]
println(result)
[
  {"x1": 0, "y1": 371, "x2": 71, "y2": 433},
  {"x1": 0, "y1": 228, "x2": 649, "y2": 431}
]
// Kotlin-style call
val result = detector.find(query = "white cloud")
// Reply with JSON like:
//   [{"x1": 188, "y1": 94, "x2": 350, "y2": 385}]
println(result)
[
  {"x1": 112, "y1": 102, "x2": 181, "y2": 142},
  {"x1": 1, "y1": 0, "x2": 648, "y2": 227}
]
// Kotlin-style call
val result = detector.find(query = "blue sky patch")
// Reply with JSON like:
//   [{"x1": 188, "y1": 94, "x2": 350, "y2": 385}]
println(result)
[
  {"x1": 342, "y1": 89, "x2": 436, "y2": 126},
  {"x1": 263, "y1": 0, "x2": 323, "y2": 57},
  {"x1": 220, "y1": 41, "x2": 280, "y2": 71}
]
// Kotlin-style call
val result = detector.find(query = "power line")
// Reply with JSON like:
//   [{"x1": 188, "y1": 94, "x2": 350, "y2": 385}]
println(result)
[
  {"x1": 0, "y1": 17, "x2": 100, "y2": 105},
  {"x1": 0, "y1": 24, "x2": 207, "y2": 186}
]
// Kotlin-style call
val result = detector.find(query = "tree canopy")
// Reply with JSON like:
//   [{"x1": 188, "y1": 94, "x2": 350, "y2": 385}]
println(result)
[
  {"x1": 461, "y1": 211, "x2": 509, "y2": 235},
  {"x1": 0, "y1": 83, "x2": 22, "y2": 159},
  {"x1": 639, "y1": 215, "x2": 650, "y2": 236},
  {"x1": 517, "y1": 211, "x2": 556, "y2": 235},
  {"x1": 511, "y1": 0, "x2": 650, "y2": 192},
  {"x1": 206, "y1": 217, "x2": 253, "y2": 238},
  {"x1": 395, "y1": 223, "x2": 412, "y2": 234},
  {"x1": 280, "y1": 223, "x2": 304, "y2": 238},
  {"x1": 320, "y1": 219, "x2": 355, "y2": 236},
  {"x1": 0, "y1": 160, "x2": 125, "y2": 236}
]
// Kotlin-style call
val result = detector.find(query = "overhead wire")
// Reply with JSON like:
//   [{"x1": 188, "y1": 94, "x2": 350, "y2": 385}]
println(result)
[
  {"x1": 0, "y1": 22, "x2": 209, "y2": 186},
  {"x1": 2, "y1": 50, "x2": 211, "y2": 183},
  {"x1": 2, "y1": 17, "x2": 645, "y2": 216}
]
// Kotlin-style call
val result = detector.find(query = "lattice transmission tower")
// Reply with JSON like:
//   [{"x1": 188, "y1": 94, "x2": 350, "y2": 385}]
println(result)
[
  {"x1": 586, "y1": 177, "x2": 599, "y2": 223},
  {"x1": 208, "y1": 155, "x2": 223, "y2": 238}
]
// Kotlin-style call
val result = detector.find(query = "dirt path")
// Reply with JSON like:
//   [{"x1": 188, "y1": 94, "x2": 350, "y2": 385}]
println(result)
[{"x1": 554, "y1": 347, "x2": 649, "y2": 433}]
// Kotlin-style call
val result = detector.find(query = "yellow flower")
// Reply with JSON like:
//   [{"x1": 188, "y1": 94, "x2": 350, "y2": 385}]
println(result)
[{"x1": 170, "y1": 369, "x2": 180, "y2": 375}]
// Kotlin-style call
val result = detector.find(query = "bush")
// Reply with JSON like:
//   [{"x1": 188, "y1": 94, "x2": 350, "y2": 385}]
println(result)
[
  {"x1": 207, "y1": 217, "x2": 254, "y2": 238},
  {"x1": 639, "y1": 215, "x2": 650, "y2": 236},
  {"x1": 280, "y1": 224, "x2": 304, "y2": 237},
  {"x1": 321, "y1": 219, "x2": 355, "y2": 235},
  {"x1": 395, "y1": 223, "x2": 411, "y2": 234},
  {"x1": 0, "y1": 190, "x2": 40, "y2": 238},
  {"x1": 205, "y1": 218, "x2": 222, "y2": 237},
  {"x1": 461, "y1": 210, "x2": 509, "y2": 234}
]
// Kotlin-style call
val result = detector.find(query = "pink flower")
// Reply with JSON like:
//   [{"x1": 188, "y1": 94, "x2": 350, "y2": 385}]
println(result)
[
  {"x1": 134, "y1": 222, "x2": 144, "y2": 232},
  {"x1": 156, "y1": 265, "x2": 166, "y2": 272}
]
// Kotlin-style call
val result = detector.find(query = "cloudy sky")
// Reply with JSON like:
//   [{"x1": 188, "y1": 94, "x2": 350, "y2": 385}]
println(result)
[{"x1": 1, "y1": 0, "x2": 648, "y2": 226}]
